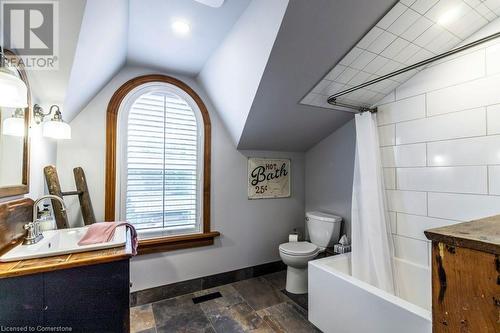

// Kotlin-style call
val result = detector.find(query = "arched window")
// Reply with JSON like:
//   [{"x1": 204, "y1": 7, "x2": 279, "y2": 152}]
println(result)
[{"x1": 106, "y1": 75, "x2": 218, "y2": 253}]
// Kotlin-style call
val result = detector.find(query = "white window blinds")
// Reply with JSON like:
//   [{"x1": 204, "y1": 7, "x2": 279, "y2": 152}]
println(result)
[{"x1": 125, "y1": 90, "x2": 201, "y2": 234}]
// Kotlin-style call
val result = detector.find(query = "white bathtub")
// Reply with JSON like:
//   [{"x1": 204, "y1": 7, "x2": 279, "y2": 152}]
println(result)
[{"x1": 308, "y1": 254, "x2": 431, "y2": 333}]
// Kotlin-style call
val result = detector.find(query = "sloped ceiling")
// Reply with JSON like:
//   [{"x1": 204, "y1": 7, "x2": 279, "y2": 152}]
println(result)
[
  {"x1": 27, "y1": 0, "x2": 128, "y2": 123},
  {"x1": 127, "y1": 0, "x2": 251, "y2": 75},
  {"x1": 64, "y1": 0, "x2": 128, "y2": 122},
  {"x1": 32, "y1": 0, "x2": 251, "y2": 123},
  {"x1": 198, "y1": 0, "x2": 290, "y2": 145},
  {"x1": 27, "y1": 0, "x2": 87, "y2": 109},
  {"x1": 237, "y1": 0, "x2": 397, "y2": 151},
  {"x1": 27, "y1": 0, "x2": 409, "y2": 152}
]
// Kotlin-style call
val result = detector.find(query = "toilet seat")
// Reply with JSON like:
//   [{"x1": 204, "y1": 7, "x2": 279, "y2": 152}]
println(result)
[{"x1": 279, "y1": 241, "x2": 318, "y2": 256}]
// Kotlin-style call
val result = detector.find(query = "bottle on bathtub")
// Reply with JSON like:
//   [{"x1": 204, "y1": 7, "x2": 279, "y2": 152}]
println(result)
[{"x1": 333, "y1": 235, "x2": 351, "y2": 254}]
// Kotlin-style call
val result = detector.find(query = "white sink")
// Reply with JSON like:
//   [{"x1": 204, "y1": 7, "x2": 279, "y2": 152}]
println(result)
[{"x1": 0, "y1": 225, "x2": 127, "y2": 262}]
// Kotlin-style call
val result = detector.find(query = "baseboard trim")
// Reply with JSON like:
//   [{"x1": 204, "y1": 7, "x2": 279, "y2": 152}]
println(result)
[{"x1": 130, "y1": 260, "x2": 286, "y2": 307}]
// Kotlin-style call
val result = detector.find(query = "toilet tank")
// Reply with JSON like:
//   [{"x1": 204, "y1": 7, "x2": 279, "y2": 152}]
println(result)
[{"x1": 306, "y1": 211, "x2": 342, "y2": 248}]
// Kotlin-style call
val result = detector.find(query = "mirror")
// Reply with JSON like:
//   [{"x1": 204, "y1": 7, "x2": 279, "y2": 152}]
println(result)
[{"x1": 0, "y1": 49, "x2": 30, "y2": 198}]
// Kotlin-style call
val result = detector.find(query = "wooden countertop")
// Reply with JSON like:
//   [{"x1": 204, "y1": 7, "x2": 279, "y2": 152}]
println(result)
[
  {"x1": 424, "y1": 214, "x2": 500, "y2": 255},
  {"x1": 0, "y1": 230, "x2": 133, "y2": 279}
]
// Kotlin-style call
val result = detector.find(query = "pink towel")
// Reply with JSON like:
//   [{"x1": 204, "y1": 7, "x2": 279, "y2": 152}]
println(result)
[{"x1": 78, "y1": 222, "x2": 138, "y2": 256}]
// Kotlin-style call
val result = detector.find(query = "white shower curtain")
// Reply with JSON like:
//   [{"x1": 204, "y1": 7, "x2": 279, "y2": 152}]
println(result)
[{"x1": 351, "y1": 111, "x2": 395, "y2": 294}]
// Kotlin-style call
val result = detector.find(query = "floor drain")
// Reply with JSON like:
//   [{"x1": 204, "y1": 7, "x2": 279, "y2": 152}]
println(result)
[{"x1": 192, "y1": 291, "x2": 223, "y2": 304}]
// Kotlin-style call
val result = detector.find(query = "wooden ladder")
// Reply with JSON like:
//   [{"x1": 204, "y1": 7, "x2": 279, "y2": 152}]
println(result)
[{"x1": 43, "y1": 165, "x2": 96, "y2": 229}]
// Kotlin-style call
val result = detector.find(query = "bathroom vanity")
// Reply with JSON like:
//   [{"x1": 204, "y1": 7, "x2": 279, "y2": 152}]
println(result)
[
  {"x1": 425, "y1": 215, "x2": 500, "y2": 333},
  {"x1": 0, "y1": 199, "x2": 133, "y2": 332}
]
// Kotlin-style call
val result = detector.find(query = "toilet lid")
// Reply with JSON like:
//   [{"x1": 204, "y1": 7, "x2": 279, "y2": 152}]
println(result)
[{"x1": 279, "y1": 242, "x2": 318, "y2": 256}]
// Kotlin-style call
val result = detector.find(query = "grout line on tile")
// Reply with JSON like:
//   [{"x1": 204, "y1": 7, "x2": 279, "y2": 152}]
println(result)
[
  {"x1": 381, "y1": 133, "x2": 500, "y2": 148},
  {"x1": 487, "y1": 165, "x2": 490, "y2": 195},
  {"x1": 391, "y1": 187, "x2": 489, "y2": 196},
  {"x1": 424, "y1": 92, "x2": 428, "y2": 117},
  {"x1": 486, "y1": 104, "x2": 489, "y2": 135},
  {"x1": 385, "y1": 165, "x2": 496, "y2": 169},
  {"x1": 425, "y1": 191, "x2": 429, "y2": 217},
  {"x1": 484, "y1": 48, "x2": 488, "y2": 76},
  {"x1": 425, "y1": 142, "x2": 428, "y2": 167}
]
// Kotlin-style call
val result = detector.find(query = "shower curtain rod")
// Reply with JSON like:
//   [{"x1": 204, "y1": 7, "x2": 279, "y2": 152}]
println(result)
[
  {"x1": 327, "y1": 30, "x2": 500, "y2": 112},
  {"x1": 329, "y1": 100, "x2": 377, "y2": 113}
]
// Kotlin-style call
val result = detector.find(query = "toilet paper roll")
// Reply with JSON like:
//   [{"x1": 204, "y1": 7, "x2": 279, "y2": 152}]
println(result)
[{"x1": 289, "y1": 233, "x2": 299, "y2": 242}]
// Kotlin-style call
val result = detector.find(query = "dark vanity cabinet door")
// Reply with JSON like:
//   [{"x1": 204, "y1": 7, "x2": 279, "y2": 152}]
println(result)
[
  {"x1": 0, "y1": 260, "x2": 130, "y2": 332},
  {"x1": 0, "y1": 273, "x2": 44, "y2": 326}
]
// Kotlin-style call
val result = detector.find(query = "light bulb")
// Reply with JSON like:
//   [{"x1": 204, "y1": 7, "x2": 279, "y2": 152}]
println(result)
[
  {"x1": 42, "y1": 120, "x2": 71, "y2": 139},
  {"x1": 438, "y1": 6, "x2": 462, "y2": 26},
  {"x1": 172, "y1": 19, "x2": 191, "y2": 36},
  {"x1": 2, "y1": 116, "x2": 25, "y2": 136},
  {"x1": 0, "y1": 69, "x2": 28, "y2": 108}
]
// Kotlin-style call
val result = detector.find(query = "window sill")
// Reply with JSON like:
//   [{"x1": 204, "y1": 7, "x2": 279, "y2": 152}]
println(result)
[{"x1": 137, "y1": 231, "x2": 220, "y2": 255}]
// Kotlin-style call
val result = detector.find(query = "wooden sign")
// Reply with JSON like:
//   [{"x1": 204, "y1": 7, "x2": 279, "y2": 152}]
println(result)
[{"x1": 248, "y1": 158, "x2": 291, "y2": 199}]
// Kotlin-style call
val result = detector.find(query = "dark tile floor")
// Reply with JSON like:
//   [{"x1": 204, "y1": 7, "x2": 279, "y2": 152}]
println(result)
[{"x1": 130, "y1": 271, "x2": 321, "y2": 333}]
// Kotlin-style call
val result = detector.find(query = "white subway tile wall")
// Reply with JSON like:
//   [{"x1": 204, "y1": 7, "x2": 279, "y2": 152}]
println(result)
[
  {"x1": 378, "y1": 124, "x2": 396, "y2": 146},
  {"x1": 427, "y1": 135, "x2": 500, "y2": 166},
  {"x1": 386, "y1": 190, "x2": 427, "y2": 215},
  {"x1": 486, "y1": 43, "x2": 500, "y2": 75},
  {"x1": 395, "y1": 108, "x2": 486, "y2": 144},
  {"x1": 489, "y1": 166, "x2": 500, "y2": 195},
  {"x1": 395, "y1": 50, "x2": 486, "y2": 100},
  {"x1": 393, "y1": 234, "x2": 428, "y2": 266},
  {"x1": 378, "y1": 26, "x2": 500, "y2": 310},
  {"x1": 381, "y1": 143, "x2": 427, "y2": 167},
  {"x1": 394, "y1": 258, "x2": 431, "y2": 310},
  {"x1": 389, "y1": 211, "x2": 397, "y2": 233},
  {"x1": 378, "y1": 94, "x2": 426, "y2": 125},
  {"x1": 383, "y1": 168, "x2": 397, "y2": 189},
  {"x1": 396, "y1": 166, "x2": 488, "y2": 194},
  {"x1": 487, "y1": 104, "x2": 500, "y2": 134},
  {"x1": 396, "y1": 213, "x2": 459, "y2": 240},
  {"x1": 426, "y1": 75, "x2": 500, "y2": 115}
]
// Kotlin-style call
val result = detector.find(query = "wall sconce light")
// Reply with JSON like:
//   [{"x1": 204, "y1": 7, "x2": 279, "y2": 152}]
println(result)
[
  {"x1": 1, "y1": 108, "x2": 25, "y2": 137},
  {"x1": 0, "y1": 47, "x2": 28, "y2": 108},
  {"x1": 33, "y1": 104, "x2": 71, "y2": 140}
]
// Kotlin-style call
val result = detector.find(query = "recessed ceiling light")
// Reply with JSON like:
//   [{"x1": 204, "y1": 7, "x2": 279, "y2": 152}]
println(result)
[
  {"x1": 437, "y1": 6, "x2": 462, "y2": 26},
  {"x1": 172, "y1": 19, "x2": 191, "y2": 36}
]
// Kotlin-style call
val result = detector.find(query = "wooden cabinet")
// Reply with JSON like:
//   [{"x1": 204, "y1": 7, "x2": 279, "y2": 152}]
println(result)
[
  {"x1": 425, "y1": 215, "x2": 500, "y2": 333},
  {"x1": 0, "y1": 260, "x2": 130, "y2": 332}
]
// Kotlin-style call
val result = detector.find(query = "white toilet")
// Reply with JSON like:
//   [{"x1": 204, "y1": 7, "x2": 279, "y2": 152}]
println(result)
[{"x1": 279, "y1": 211, "x2": 342, "y2": 294}]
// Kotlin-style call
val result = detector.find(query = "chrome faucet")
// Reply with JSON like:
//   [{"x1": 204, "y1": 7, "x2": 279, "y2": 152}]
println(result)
[{"x1": 23, "y1": 195, "x2": 67, "y2": 245}]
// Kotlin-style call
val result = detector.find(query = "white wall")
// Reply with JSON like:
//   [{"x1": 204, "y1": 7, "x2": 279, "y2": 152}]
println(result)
[
  {"x1": 57, "y1": 65, "x2": 305, "y2": 291},
  {"x1": 376, "y1": 18, "x2": 500, "y2": 310},
  {"x1": 28, "y1": 122, "x2": 58, "y2": 200},
  {"x1": 305, "y1": 120, "x2": 356, "y2": 237},
  {"x1": 64, "y1": 0, "x2": 128, "y2": 122},
  {"x1": 198, "y1": 0, "x2": 289, "y2": 145}
]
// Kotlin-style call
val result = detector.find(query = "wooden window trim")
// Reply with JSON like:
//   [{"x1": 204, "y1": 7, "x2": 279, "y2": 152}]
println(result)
[{"x1": 105, "y1": 74, "x2": 218, "y2": 254}]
